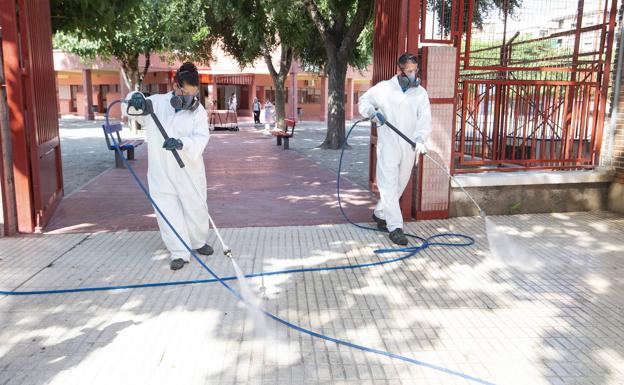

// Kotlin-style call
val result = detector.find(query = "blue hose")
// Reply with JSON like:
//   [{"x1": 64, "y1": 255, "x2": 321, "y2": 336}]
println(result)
[{"x1": 0, "y1": 104, "x2": 493, "y2": 385}]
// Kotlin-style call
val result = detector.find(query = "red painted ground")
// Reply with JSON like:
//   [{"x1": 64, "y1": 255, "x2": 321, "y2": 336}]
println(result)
[{"x1": 46, "y1": 128, "x2": 375, "y2": 234}]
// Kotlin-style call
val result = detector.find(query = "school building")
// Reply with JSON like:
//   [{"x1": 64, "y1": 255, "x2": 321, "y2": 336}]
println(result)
[{"x1": 53, "y1": 46, "x2": 373, "y2": 122}]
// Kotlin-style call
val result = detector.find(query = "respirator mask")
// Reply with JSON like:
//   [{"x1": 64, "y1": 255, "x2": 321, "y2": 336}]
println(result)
[
  {"x1": 170, "y1": 92, "x2": 199, "y2": 111},
  {"x1": 397, "y1": 69, "x2": 421, "y2": 89},
  {"x1": 170, "y1": 70, "x2": 200, "y2": 111}
]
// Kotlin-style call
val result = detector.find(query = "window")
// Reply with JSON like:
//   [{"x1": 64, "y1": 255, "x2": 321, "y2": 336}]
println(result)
[
  {"x1": 264, "y1": 87, "x2": 288, "y2": 103},
  {"x1": 298, "y1": 87, "x2": 320, "y2": 104},
  {"x1": 69, "y1": 85, "x2": 83, "y2": 112},
  {"x1": 141, "y1": 83, "x2": 159, "y2": 96},
  {"x1": 354, "y1": 91, "x2": 366, "y2": 104}
]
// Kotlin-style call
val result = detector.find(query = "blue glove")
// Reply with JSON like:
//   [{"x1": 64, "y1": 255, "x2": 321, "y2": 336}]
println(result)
[
  {"x1": 371, "y1": 111, "x2": 386, "y2": 126},
  {"x1": 163, "y1": 137, "x2": 183, "y2": 151}
]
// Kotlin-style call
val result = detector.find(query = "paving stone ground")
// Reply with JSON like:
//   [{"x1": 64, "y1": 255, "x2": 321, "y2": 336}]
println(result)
[
  {"x1": 3, "y1": 118, "x2": 623, "y2": 385},
  {"x1": 1, "y1": 212, "x2": 623, "y2": 385},
  {"x1": 48, "y1": 121, "x2": 374, "y2": 233}
]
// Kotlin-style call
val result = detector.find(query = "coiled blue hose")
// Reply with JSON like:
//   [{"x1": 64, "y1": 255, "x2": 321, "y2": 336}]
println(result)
[{"x1": 0, "y1": 104, "x2": 493, "y2": 385}]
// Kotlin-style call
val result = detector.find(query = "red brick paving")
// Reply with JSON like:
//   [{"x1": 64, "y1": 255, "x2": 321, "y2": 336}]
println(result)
[{"x1": 45, "y1": 128, "x2": 375, "y2": 233}]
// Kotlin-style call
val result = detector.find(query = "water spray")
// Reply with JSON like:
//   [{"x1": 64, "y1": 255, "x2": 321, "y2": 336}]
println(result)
[
  {"x1": 126, "y1": 93, "x2": 235, "y2": 259},
  {"x1": 377, "y1": 119, "x2": 528, "y2": 267},
  {"x1": 381, "y1": 120, "x2": 486, "y2": 217},
  {"x1": 422, "y1": 153, "x2": 486, "y2": 218},
  {"x1": 0, "y1": 103, "x2": 495, "y2": 384}
]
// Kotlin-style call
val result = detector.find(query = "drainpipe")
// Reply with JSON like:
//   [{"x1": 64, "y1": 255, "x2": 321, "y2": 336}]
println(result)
[
  {"x1": 603, "y1": 10, "x2": 624, "y2": 167},
  {"x1": 0, "y1": 31, "x2": 18, "y2": 236}
]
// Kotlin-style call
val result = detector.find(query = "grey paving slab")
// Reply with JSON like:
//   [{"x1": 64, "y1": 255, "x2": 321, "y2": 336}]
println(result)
[{"x1": 0, "y1": 212, "x2": 623, "y2": 385}]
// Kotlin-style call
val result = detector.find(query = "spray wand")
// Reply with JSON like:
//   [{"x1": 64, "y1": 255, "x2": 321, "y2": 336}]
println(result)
[
  {"x1": 379, "y1": 119, "x2": 486, "y2": 218},
  {"x1": 124, "y1": 93, "x2": 234, "y2": 258}
]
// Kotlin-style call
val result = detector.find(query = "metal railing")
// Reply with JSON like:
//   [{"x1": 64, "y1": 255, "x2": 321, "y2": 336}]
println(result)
[
  {"x1": 455, "y1": 80, "x2": 601, "y2": 172},
  {"x1": 453, "y1": 0, "x2": 619, "y2": 173}
]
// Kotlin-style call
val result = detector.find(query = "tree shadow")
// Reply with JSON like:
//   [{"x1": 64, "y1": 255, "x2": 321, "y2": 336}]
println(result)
[{"x1": 484, "y1": 212, "x2": 624, "y2": 384}]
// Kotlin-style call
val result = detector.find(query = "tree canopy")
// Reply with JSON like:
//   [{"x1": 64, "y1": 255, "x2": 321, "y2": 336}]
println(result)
[{"x1": 52, "y1": 0, "x2": 212, "y2": 90}]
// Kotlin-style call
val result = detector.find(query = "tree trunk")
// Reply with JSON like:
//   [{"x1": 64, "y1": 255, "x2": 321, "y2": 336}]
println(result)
[
  {"x1": 302, "y1": 0, "x2": 373, "y2": 149},
  {"x1": 262, "y1": 44, "x2": 293, "y2": 130},
  {"x1": 273, "y1": 78, "x2": 287, "y2": 130},
  {"x1": 120, "y1": 53, "x2": 142, "y2": 92},
  {"x1": 321, "y1": 53, "x2": 349, "y2": 149}
]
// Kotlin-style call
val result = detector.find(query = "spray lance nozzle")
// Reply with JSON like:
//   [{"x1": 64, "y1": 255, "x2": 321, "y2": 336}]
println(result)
[{"x1": 122, "y1": 92, "x2": 153, "y2": 116}]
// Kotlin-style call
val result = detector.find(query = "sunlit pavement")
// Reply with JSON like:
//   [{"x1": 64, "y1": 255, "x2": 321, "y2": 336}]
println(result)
[{"x1": 1, "y1": 211, "x2": 623, "y2": 385}]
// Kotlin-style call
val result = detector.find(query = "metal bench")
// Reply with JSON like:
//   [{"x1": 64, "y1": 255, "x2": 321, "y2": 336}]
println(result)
[
  {"x1": 270, "y1": 119, "x2": 296, "y2": 149},
  {"x1": 102, "y1": 123, "x2": 144, "y2": 168}
]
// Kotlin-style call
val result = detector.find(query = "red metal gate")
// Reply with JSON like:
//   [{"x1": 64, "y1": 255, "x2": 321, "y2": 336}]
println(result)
[
  {"x1": 371, "y1": 0, "x2": 458, "y2": 220},
  {"x1": 1, "y1": 0, "x2": 63, "y2": 232},
  {"x1": 370, "y1": 0, "x2": 619, "y2": 220},
  {"x1": 454, "y1": 0, "x2": 619, "y2": 173}
]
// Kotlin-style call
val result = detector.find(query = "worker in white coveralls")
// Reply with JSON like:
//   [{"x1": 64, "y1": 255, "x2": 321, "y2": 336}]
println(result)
[
  {"x1": 122, "y1": 62, "x2": 214, "y2": 271},
  {"x1": 358, "y1": 53, "x2": 432, "y2": 246}
]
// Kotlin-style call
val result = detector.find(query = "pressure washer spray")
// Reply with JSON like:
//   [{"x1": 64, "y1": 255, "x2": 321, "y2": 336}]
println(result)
[
  {"x1": 350, "y1": 117, "x2": 525, "y2": 264},
  {"x1": 0, "y1": 98, "x2": 496, "y2": 385},
  {"x1": 126, "y1": 93, "x2": 234, "y2": 258},
  {"x1": 368, "y1": 118, "x2": 486, "y2": 218}
]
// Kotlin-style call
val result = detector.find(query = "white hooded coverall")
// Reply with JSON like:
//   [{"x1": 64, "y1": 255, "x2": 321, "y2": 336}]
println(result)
[
  {"x1": 123, "y1": 92, "x2": 210, "y2": 262},
  {"x1": 358, "y1": 76, "x2": 432, "y2": 232}
]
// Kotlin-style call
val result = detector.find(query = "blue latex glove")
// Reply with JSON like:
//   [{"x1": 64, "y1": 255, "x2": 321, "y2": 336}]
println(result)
[
  {"x1": 371, "y1": 111, "x2": 386, "y2": 126},
  {"x1": 163, "y1": 137, "x2": 183, "y2": 151}
]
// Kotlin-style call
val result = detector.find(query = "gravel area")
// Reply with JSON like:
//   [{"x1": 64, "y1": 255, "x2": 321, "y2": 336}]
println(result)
[{"x1": 59, "y1": 117, "x2": 144, "y2": 195}]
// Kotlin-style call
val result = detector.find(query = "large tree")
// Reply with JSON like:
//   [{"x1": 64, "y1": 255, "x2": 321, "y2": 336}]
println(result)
[
  {"x1": 302, "y1": 0, "x2": 374, "y2": 149},
  {"x1": 301, "y1": 0, "x2": 523, "y2": 149},
  {"x1": 204, "y1": 0, "x2": 318, "y2": 130},
  {"x1": 52, "y1": 0, "x2": 212, "y2": 91}
]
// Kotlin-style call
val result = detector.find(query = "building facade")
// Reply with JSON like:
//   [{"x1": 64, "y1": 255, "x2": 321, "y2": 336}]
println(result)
[{"x1": 53, "y1": 47, "x2": 372, "y2": 122}]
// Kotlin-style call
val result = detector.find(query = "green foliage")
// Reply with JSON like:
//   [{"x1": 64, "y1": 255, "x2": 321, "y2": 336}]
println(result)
[
  {"x1": 300, "y1": 0, "x2": 373, "y2": 72},
  {"x1": 204, "y1": 0, "x2": 372, "y2": 73},
  {"x1": 204, "y1": 0, "x2": 325, "y2": 129},
  {"x1": 432, "y1": 0, "x2": 523, "y2": 35},
  {"x1": 51, "y1": 0, "x2": 140, "y2": 34},
  {"x1": 508, "y1": 201, "x2": 522, "y2": 215},
  {"x1": 462, "y1": 34, "x2": 577, "y2": 81},
  {"x1": 205, "y1": 0, "x2": 315, "y2": 66},
  {"x1": 52, "y1": 0, "x2": 212, "y2": 89},
  {"x1": 301, "y1": 0, "x2": 374, "y2": 148},
  {"x1": 53, "y1": 32, "x2": 102, "y2": 62}
]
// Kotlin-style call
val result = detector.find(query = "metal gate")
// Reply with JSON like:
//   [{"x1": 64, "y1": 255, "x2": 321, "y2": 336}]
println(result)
[
  {"x1": 454, "y1": 0, "x2": 619, "y2": 173},
  {"x1": 1, "y1": 0, "x2": 63, "y2": 232},
  {"x1": 370, "y1": 0, "x2": 619, "y2": 220}
]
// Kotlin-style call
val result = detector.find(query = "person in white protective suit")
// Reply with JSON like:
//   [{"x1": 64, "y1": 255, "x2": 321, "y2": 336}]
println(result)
[
  {"x1": 358, "y1": 53, "x2": 432, "y2": 245},
  {"x1": 122, "y1": 62, "x2": 214, "y2": 270}
]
